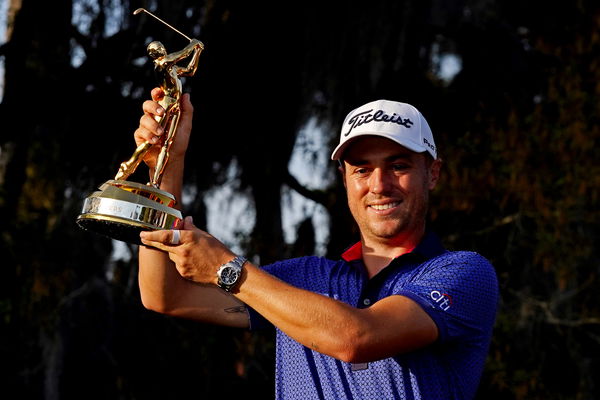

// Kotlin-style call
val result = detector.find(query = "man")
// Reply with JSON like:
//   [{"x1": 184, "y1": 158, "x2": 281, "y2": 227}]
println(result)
[{"x1": 136, "y1": 92, "x2": 499, "y2": 399}]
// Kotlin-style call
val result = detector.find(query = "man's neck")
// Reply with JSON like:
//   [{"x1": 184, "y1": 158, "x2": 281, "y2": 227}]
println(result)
[{"x1": 361, "y1": 227, "x2": 425, "y2": 278}]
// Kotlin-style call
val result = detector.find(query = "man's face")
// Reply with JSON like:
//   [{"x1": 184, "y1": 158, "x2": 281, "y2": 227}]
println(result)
[{"x1": 341, "y1": 136, "x2": 441, "y2": 244}]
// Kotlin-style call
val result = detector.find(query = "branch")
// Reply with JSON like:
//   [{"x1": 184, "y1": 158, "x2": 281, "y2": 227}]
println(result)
[
  {"x1": 534, "y1": 298, "x2": 600, "y2": 327},
  {"x1": 510, "y1": 289, "x2": 600, "y2": 328},
  {"x1": 284, "y1": 171, "x2": 332, "y2": 208}
]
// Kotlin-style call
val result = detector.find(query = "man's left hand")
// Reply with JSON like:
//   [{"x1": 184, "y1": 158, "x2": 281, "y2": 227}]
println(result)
[{"x1": 139, "y1": 216, "x2": 236, "y2": 286}]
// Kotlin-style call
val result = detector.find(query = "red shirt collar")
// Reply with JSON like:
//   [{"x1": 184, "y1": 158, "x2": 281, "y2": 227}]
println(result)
[
  {"x1": 341, "y1": 241, "x2": 363, "y2": 262},
  {"x1": 341, "y1": 232, "x2": 446, "y2": 263},
  {"x1": 341, "y1": 241, "x2": 416, "y2": 262}
]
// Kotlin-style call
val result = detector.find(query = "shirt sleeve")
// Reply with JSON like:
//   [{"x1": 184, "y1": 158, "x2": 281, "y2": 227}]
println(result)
[
  {"x1": 395, "y1": 251, "x2": 499, "y2": 343},
  {"x1": 247, "y1": 306, "x2": 272, "y2": 331}
]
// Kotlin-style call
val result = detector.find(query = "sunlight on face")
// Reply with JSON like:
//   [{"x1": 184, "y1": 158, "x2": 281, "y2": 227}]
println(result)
[{"x1": 342, "y1": 136, "x2": 440, "y2": 245}]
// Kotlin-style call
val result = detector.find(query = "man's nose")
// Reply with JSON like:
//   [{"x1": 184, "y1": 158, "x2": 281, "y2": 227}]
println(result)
[{"x1": 369, "y1": 168, "x2": 392, "y2": 194}]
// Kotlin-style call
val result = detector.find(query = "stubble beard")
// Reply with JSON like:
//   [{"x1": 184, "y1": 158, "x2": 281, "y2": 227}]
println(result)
[{"x1": 356, "y1": 190, "x2": 430, "y2": 243}]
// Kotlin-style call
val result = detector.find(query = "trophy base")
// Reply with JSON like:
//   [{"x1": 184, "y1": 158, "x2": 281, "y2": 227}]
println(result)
[
  {"x1": 77, "y1": 217, "x2": 150, "y2": 245},
  {"x1": 77, "y1": 180, "x2": 182, "y2": 245}
]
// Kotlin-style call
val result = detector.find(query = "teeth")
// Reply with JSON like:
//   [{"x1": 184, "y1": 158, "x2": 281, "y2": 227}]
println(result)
[{"x1": 370, "y1": 202, "x2": 399, "y2": 210}]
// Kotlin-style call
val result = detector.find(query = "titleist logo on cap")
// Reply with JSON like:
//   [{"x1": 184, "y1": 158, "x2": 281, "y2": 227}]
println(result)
[
  {"x1": 330, "y1": 99, "x2": 437, "y2": 161},
  {"x1": 342, "y1": 109, "x2": 414, "y2": 137}
]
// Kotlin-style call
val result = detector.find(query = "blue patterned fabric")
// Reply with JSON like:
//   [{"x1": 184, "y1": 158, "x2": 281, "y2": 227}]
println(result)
[{"x1": 248, "y1": 233, "x2": 499, "y2": 399}]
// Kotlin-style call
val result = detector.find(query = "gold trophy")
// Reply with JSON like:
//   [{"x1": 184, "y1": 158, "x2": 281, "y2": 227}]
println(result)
[{"x1": 77, "y1": 9, "x2": 204, "y2": 244}]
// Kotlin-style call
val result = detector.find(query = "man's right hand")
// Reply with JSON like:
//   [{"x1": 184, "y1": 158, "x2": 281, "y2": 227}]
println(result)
[{"x1": 133, "y1": 87, "x2": 194, "y2": 170}]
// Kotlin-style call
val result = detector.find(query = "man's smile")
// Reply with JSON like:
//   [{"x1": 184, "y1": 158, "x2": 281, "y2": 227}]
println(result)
[{"x1": 368, "y1": 201, "x2": 401, "y2": 211}]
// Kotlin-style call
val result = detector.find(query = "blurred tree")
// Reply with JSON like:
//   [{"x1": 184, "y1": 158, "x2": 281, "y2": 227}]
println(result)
[{"x1": 429, "y1": 1, "x2": 600, "y2": 398}]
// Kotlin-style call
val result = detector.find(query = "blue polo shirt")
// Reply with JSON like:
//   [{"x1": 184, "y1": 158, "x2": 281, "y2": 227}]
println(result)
[{"x1": 248, "y1": 232, "x2": 499, "y2": 399}]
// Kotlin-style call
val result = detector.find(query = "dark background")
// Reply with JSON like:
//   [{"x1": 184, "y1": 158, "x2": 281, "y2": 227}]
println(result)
[{"x1": 0, "y1": 0, "x2": 599, "y2": 398}]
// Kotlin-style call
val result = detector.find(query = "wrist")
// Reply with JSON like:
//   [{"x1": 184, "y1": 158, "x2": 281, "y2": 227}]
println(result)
[
  {"x1": 151, "y1": 162, "x2": 184, "y2": 199},
  {"x1": 216, "y1": 255, "x2": 247, "y2": 293}
]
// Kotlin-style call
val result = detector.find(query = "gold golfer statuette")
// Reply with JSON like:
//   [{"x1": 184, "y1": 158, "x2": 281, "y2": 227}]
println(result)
[{"x1": 77, "y1": 9, "x2": 204, "y2": 244}]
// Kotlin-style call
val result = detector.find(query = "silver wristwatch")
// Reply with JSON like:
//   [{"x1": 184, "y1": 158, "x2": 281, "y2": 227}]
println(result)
[{"x1": 216, "y1": 255, "x2": 247, "y2": 292}]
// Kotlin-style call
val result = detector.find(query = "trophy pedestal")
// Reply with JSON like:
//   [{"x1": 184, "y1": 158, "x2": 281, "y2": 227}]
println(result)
[{"x1": 77, "y1": 180, "x2": 182, "y2": 244}]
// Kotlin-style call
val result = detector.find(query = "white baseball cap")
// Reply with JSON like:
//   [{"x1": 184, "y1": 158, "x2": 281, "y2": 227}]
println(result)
[{"x1": 330, "y1": 99, "x2": 437, "y2": 160}]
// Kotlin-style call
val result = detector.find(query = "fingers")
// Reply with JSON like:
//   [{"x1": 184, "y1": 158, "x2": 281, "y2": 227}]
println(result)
[
  {"x1": 142, "y1": 99, "x2": 165, "y2": 117},
  {"x1": 151, "y1": 87, "x2": 164, "y2": 102},
  {"x1": 139, "y1": 229, "x2": 176, "y2": 251},
  {"x1": 139, "y1": 221, "x2": 238, "y2": 285},
  {"x1": 136, "y1": 91, "x2": 193, "y2": 145},
  {"x1": 182, "y1": 215, "x2": 195, "y2": 230},
  {"x1": 133, "y1": 88, "x2": 194, "y2": 162},
  {"x1": 140, "y1": 226, "x2": 195, "y2": 247},
  {"x1": 134, "y1": 100, "x2": 165, "y2": 145}
]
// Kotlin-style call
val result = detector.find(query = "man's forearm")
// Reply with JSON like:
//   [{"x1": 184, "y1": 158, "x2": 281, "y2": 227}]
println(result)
[
  {"x1": 138, "y1": 244, "x2": 251, "y2": 328},
  {"x1": 139, "y1": 158, "x2": 184, "y2": 310},
  {"x1": 138, "y1": 246, "x2": 169, "y2": 303},
  {"x1": 233, "y1": 262, "x2": 438, "y2": 363},
  {"x1": 233, "y1": 263, "x2": 367, "y2": 361}
]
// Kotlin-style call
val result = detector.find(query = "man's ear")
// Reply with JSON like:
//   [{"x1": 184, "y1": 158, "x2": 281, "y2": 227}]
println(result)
[{"x1": 428, "y1": 158, "x2": 443, "y2": 190}]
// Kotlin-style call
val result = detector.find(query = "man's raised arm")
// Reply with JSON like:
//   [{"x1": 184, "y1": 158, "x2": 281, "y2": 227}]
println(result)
[{"x1": 134, "y1": 89, "x2": 249, "y2": 328}]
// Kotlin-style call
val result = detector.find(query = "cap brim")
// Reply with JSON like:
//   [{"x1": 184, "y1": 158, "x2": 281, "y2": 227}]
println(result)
[{"x1": 330, "y1": 133, "x2": 428, "y2": 160}]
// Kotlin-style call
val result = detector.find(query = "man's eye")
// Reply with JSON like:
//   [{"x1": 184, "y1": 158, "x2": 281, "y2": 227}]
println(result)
[{"x1": 392, "y1": 164, "x2": 409, "y2": 171}]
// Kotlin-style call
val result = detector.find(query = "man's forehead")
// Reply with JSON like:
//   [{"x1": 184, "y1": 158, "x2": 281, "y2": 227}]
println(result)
[{"x1": 342, "y1": 135, "x2": 419, "y2": 162}]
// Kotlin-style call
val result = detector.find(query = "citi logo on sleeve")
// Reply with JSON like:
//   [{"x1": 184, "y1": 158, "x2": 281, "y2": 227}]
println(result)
[
  {"x1": 430, "y1": 290, "x2": 453, "y2": 311},
  {"x1": 342, "y1": 109, "x2": 414, "y2": 137}
]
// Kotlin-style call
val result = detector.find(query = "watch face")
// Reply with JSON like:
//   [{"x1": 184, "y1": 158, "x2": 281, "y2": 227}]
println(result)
[{"x1": 220, "y1": 265, "x2": 240, "y2": 285}]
